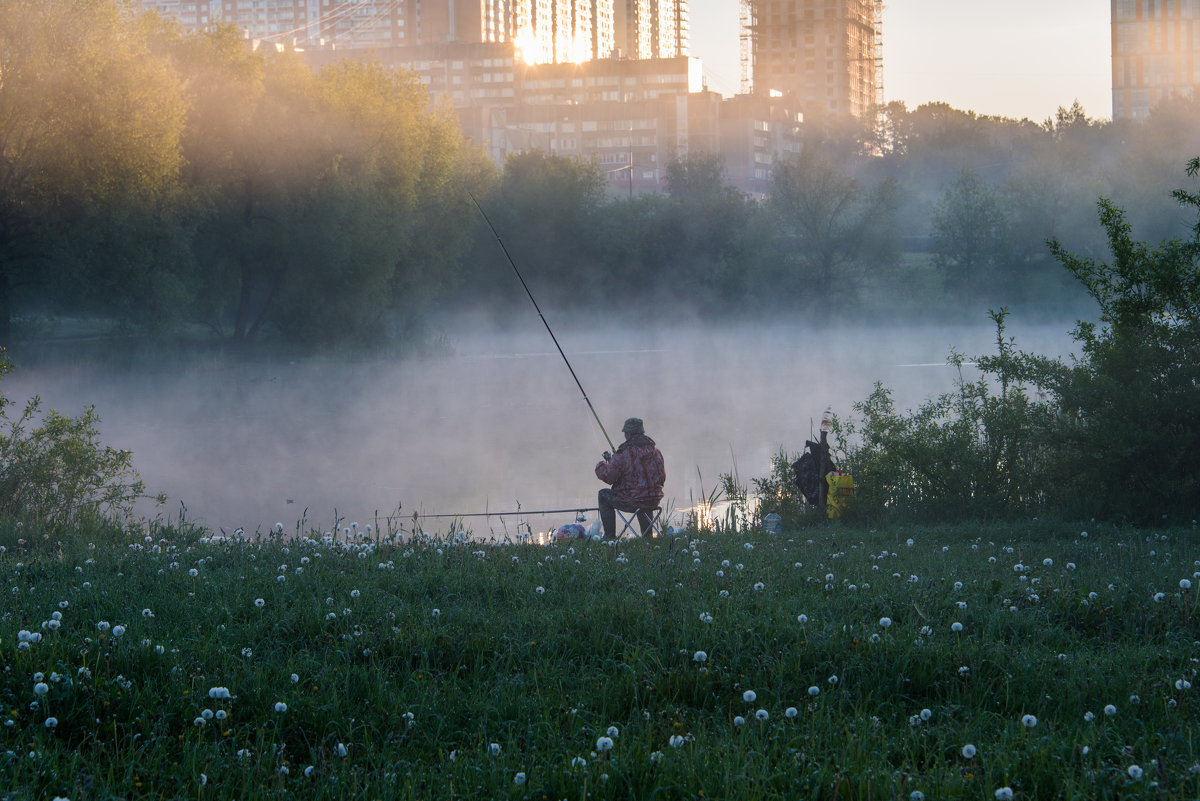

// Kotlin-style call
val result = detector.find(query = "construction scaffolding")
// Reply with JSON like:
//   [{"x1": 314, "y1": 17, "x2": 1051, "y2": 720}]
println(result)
[{"x1": 739, "y1": 0, "x2": 883, "y2": 117}]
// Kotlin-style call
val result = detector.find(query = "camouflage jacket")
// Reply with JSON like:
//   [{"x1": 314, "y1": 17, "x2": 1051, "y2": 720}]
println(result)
[{"x1": 595, "y1": 434, "x2": 666, "y2": 508}]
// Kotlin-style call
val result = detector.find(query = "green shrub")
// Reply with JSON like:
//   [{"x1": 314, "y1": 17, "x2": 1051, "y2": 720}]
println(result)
[{"x1": 0, "y1": 348, "x2": 147, "y2": 529}]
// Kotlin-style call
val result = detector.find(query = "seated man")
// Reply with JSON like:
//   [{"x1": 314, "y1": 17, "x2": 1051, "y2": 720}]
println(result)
[{"x1": 595, "y1": 417, "x2": 666, "y2": 538}]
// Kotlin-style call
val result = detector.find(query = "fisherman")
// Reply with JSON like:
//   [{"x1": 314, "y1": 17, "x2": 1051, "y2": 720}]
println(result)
[{"x1": 595, "y1": 417, "x2": 666, "y2": 539}]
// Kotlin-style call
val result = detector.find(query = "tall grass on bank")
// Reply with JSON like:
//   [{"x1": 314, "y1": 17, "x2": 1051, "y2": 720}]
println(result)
[{"x1": 2, "y1": 519, "x2": 1199, "y2": 800}]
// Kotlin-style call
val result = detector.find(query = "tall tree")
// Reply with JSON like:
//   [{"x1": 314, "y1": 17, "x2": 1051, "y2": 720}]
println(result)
[
  {"x1": 0, "y1": 0, "x2": 184, "y2": 344},
  {"x1": 930, "y1": 169, "x2": 1008, "y2": 300},
  {"x1": 767, "y1": 150, "x2": 899, "y2": 314}
]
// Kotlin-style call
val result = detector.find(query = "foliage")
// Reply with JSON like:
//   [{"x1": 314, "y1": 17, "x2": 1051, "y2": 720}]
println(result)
[
  {"x1": 1038, "y1": 164, "x2": 1200, "y2": 524},
  {"x1": 0, "y1": 352, "x2": 146, "y2": 527},
  {"x1": 834, "y1": 309, "x2": 1058, "y2": 522},
  {"x1": 820, "y1": 160, "x2": 1200, "y2": 526},
  {"x1": 1, "y1": 522, "x2": 1198, "y2": 799}
]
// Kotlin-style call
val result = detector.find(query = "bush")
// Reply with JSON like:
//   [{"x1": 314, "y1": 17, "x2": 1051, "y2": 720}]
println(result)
[
  {"x1": 829, "y1": 159, "x2": 1200, "y2": 525},
  {"x1": 834, "y1": 309, "x2": 1058, "y2": 522},
  {"x1": 0, "y1": 348, "x2": 147, "y2": 529}
]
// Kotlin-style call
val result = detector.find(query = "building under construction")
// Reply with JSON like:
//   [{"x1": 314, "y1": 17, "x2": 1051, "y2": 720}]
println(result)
[{"x1": 741, "y1": 0, "x2": 882, "y2": 118}]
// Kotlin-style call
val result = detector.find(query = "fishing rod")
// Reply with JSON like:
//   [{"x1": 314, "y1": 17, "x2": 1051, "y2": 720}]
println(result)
[
  {"x1": 468, "y1": 191, "x2": 616, "y2": 453},
  {"x1": 414, "y1": 506, "x2": 597, "y2": 519}
]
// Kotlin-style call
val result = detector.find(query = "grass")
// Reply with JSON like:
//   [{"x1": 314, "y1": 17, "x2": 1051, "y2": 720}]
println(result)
[{"x1": 1, "y1": 517, "x2": 1198, "y2": 799}]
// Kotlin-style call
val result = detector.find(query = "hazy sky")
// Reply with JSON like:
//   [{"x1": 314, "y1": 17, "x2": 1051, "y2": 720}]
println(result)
[{"x1": 689, "y1": 0, "x2": 1113, "y2": 121}]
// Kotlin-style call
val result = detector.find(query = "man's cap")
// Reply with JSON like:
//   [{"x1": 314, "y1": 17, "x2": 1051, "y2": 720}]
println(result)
[{"x1": 622, "y1": 417, "x2": 644, "y2": 435}]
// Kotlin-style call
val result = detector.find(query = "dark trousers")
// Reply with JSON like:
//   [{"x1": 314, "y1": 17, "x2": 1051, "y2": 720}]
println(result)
[{"x1": 598, "y1": 488, "x2": 653, "y2": 538}]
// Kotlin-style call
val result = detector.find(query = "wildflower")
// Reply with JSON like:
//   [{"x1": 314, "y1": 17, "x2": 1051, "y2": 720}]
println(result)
[
  {"x1": 1084, "y1": 711, "x2": 1095, "y2": 722},
  {"x1": 962, "y1": 744, "x2": 977, "y2": 759},
  {"x1": 188, "y1": 568, "x2": 198, "y2": 577},
  {"x1": 1129, "y1": 694, "x2": 1140, "y2": 704},
  {"x1": 879, "y1": 617, "x2": 892, "y2": 628},
  {"x1": 1021, "y1": 714, "x2": 1037, "y2": 728},
  {"x1": 755, "y1": 709, "x2": 768, "y2": 721},
  {"x1": 193, "y1": 717, "x2": 206, "y2": 727},
  {"x1": 951, "y1": 622, "x2": 963, "y2": 633},
  {"x1": 571, "y1": 756, "x2": 588, "y2": 768},
  {"x1": 241, "y1": 648, "x2": 252, "y2": 658},
  {"x1": 535, "y1": 586, "x2": 545, "y2": 595},
  {"x1": 649, "y1": 751, "x2": 663, "y2": 763},
  {"x1": 44, "y1": 717, "x2": 57, "y2": 729},
  {"x1": 489, "y1": 743, "x2": 501, "y2": 757},
  {"x1": 97, "y1": 621, "x2": 110, "y2": 633},
  {"x1": 208, "y1": 687, "x2": 231, "y2": 699},
  {"x1": 797, "y1": 614, "x2": 808, "y2": 624},
  {"x1": 753, "y1": 582, "x2": 765, "y2": 591},
  {"x1": 514, "y1": 772, "x2": 526, "y2": 785},
  {"x1": 743, "y1": 690, "x2": 757, "y2": 703},
  {"x1": 606, "y1": 726, "x2": 619, "y2": 738},
  {"x1": 920, "y1": 708, "x2": 932, "y2": 721},
  {"x1": 1128, "y1": 764, "x2": 1143, "y2": 780},
  {"x1": 201, "y1": 709, "x2": 213, "y2": 720},
  {"x1": 1177, "y1": 678, "x2": 1193, "y2": 690},
  {"x1": 785, "y1": 706, "x2": 798, "y2": 718},
  {"x1": 995, "y1": 788, "x2": 1014, "y2": 801},
  {"x1": 1154, "y1": 592, "x2": 1165, "y2": 602},
  {"x1": 693, "y1": 651, "x2": 708, "y2": 663},
  {"x1": 669, "y1": 735, "x2": 685, "y2": 748},
  {"x1": 255, "y1": 599, "x2": 265, "y2": 608},
  {"x1": 336, "y1": 743, "x2": 348, "y2": 758},
  {"x1": 275, "y1": 702, "x2": 287, "y2": 713},
  {"x1": 112, "y1": 626, "x2": 125, "y2": 638},
  {"x1": 595, "y1": 736, "x2": 613, "y2": 752},
  {"x1": 647, "y1": 589, "x2": 655, "y2": 597},
  {"x1": 304, "y1": 765, "x2": 315, "y2": 778},
  {"x1": 431, "y1": 609, "x2": 440, "y2": 617},
  {"x1": 1043, "y1": 558, "x2": 1053, "y2": 567},
  {"x1": 733, "y1": 715, "x2": 745, "y2": 727},
  {"x1": 1104, "y1": 704, "x2": 1117, "y2": 716},
  {"x1": 142, "y1": 609, "x2": 153, "y2": 618},
  {"x1": 291, "y1": 673, "x2": 299, "y2": 683},
  {"x1": 33, "y1": 683, "x2": 48, "y2": 696},
  {"x1": 216, "y1": 710, "x2": 227, "y2": 720},
  {"x1": 808, "y1": 686, "x2": 820, "y2": 697}
]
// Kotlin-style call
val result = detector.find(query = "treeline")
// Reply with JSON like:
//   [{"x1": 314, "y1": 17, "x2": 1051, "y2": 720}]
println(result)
[{"x1": 5, "y1": 0, "x2": 1200, "y2": 350}]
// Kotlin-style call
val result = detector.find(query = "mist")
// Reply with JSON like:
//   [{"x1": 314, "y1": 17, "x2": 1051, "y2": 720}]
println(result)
[{"x1": 3, "y1": 315, "x2": 1080, "y2": 536}]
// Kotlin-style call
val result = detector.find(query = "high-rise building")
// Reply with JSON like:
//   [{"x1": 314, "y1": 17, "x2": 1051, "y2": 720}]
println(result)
[
  {"x1": 744, "y1": 0, "x2": 881, "y2": 118},
  {"x1": 1111, "y1": 0, "x2": 1200, "y2": 121},
  {"x1": 613, "y1": 0, "x2": 687, "y2": 59},
  {"x1": 136, "y1": 0, "x2": 678, "y2": 64}
]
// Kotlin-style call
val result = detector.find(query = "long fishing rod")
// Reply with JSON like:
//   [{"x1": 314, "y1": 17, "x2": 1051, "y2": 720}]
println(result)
[
  {"x1": 468, "y1": 191, "x2": 616, "y2": 453},
  {"x1": 414, "y1": 506, "x2": 597, "y2": 519}
]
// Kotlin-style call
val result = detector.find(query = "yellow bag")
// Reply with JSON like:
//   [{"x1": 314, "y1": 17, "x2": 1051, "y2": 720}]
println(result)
[{"x1": 825, "y1": 471, "x2": 855, "y2": 519}]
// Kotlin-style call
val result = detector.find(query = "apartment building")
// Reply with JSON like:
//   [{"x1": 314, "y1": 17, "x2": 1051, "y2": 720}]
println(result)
[
  {"x1": 1112, "y1": 0, "x2": 1200, "y2": 120},
  {"x1": 746, "y1": 0, "x2": 881, "y2": 118},
  {"x1": 137, "y1": 0, "x2": 679, "y2": 62}
]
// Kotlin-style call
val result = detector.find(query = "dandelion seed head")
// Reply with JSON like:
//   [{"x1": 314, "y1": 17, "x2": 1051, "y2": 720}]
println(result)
[
  {"x1": 743, "y1": 690, "x2": 756, "y2": 703},
  {"x1": 1021, "y1": 714, "x2": 1037, "y2": 728},
  {"x1": 962, "y1": 744, "x2": 977, "y2": 759}
]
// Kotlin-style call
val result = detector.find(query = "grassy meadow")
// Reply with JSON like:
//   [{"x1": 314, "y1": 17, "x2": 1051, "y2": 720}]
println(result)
[{"x1": 2, "y1": 518, "x2": 1199, "y2": 800}]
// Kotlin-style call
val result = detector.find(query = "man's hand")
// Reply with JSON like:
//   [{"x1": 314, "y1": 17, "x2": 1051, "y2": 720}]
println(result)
[{"x1": 603, "y1": 451, "x2": 611, "y2": 461}]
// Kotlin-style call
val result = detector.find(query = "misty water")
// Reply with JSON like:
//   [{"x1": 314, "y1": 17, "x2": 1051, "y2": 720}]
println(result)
[{"x1": 6, "y1": 317, "x2": 1081, "y2": 537}]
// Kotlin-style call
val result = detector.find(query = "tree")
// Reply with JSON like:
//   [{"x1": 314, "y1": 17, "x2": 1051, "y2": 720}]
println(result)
[
  {"x1": 0, "y1": 0, "x2": 185, "y2": 344},
  {"x1": 767, "y1": 150, "x2": 899, "y2": 314},
  {"x1": 930, "y1": 169, "x2": 1008, "y2": 300}
]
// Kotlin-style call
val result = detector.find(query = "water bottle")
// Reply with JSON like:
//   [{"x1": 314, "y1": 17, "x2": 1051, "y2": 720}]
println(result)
[{"x1": 763, "y1": 511, "x2": 782, "y2": 535}]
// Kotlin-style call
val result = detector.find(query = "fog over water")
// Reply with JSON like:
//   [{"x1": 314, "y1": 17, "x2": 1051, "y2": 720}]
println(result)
[{"x1": 6, "y1": 317, "x2": 1080, "y2": 536}]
